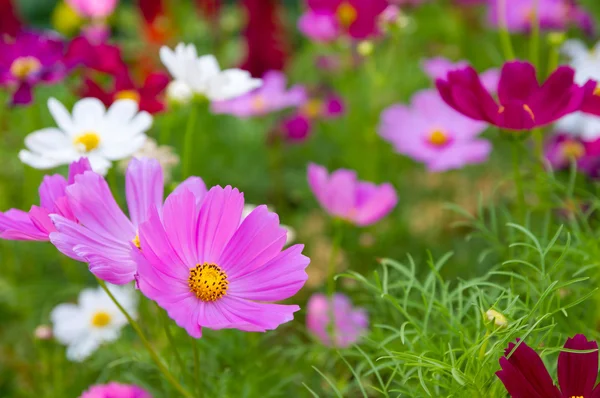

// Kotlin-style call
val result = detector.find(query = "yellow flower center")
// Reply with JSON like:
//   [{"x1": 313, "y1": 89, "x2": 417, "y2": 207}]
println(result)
[
  {"x1": 251, "y1": 95, "x2": 267, "y2": 112},
  {"x1": 523, "y1": 104, "x2": 535, "y2": 121},
  {"x1": 114, "y1": 90, "x2": 141, "y2": 103},
  {"x1": 73, "y1": 132, "x2": 101, "y2": 152},
  {"x1": 594, "y1": 84, "x2": 600, "y2": 97},
  {"x1": 570, "y1": 396, "x2": 584, "y2": 398},
  {"x1": 132, "y1": 234, "x2": 141, "y2": 250},
  {"x1": 10, "y1": 56, "x2": 42, "y2": 79},
  {"x1": 302, "y1": 99, "x2": 323, "y2": 119},
  {"x1": 188, "y1": 263, "x2": 229, "y2": 302},
  {"x1": 562, "y1": 141, "x2": 585, "y2": 160},
  {"x1": 336, "y1": 1, "x2": 358, "y2": 27},
  {"x1": 91, "y1": 311, "x2": 112, "y2": 327},
  {"x1": 428, "y1": 129, "x2": 449, "y2": 147}
]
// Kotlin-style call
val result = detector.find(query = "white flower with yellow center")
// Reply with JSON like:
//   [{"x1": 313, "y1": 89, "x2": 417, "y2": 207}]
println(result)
[
  {"x1": 159, "y1": 43, "x2": 262, "y2": 102},
  {"x1": 50, "y1": 284, "x2": 137, "y2": 362},
  {"x1": 242, "y1": 204, "x2": 296, "y2": 245},
  {"x1": 19, "y1": 97, "x2": 152, "y2": 175}
]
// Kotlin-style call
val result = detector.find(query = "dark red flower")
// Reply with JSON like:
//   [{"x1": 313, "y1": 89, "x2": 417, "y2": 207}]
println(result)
[
  {"x1": 64, "y1": 36, "x2": 126, "y2": 75},
  {"x1": 497, "y1": 335, "x2": 600, "y2": 397},
  {"x1": 195, "y1": 0, "x2": 220, "y2": 19},
  {"x1": 436, "y1": 61, "x2": 587, "y2": 131},
  {"x1": 82, "y1": 71, "x2": 169, "y2": 114},
  {"x1": 0, "y1": 0, "x2": 22, "y2": 38},
  {"x1": 240, "y1": 0, "x2": 288, "y2": 78}
]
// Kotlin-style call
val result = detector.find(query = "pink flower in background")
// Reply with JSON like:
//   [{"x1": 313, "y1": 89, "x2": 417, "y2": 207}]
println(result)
[
  {"x1": 134, "y1": 185, "x2": 309, "y2": 338},
  {"x1": 379, "y1": 90, "x2": 491, "y2": 172},
  {"x1": 0, "y1": 31, "x2": 68, "y2": 105},
  {"x1": 67, "y1": 0, "x2": 118, "y2": 19},
  {"x1": 211, "y1": 71, "x2": 307, "y2": 118},
  {"x1": 545, "y1": 134, "x2": 600, "y2": 177},
  {"x1": 50, "y1": 158, "x2": 206, "y2": 284},
  {"x1": 306, "y1": 293, "x2": 368, "y2": 348},
  {"x1": 487, "y1": 0, "x2": 595, "y2": 36},
  {"x1": 281, "y1": 93, "x2": 345, "y2": 142},
  {"x1": 65, "y1": 36, "x2": 126, "y2": 75},
  {"x1": 422, "y1": 57, "x2": 500, "y2": 94},
  {"x1": 0, "y1": 158, "x2": 91, "y2": 242},
  {"x1": 79, "y1": 382, "x2": 151, "y2": 398},
  {"x1": 298, "y1": 0, "x2": 388, "y2": 42},
  {"x1": 307, "y1": 163, "x2": 397, "y2": 226}
]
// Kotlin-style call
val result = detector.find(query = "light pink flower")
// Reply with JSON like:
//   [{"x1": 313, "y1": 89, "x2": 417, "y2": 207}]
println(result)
[
  {"x1": 307, "y1": 163, "x2": 397, "y2": 226},
  {"x1": 306, "y1": 293, "x2": 368, "y2": 348},
  {"x1": 378, "y1": 89, "x2": 491, "y2": 172},
  {"x1": 211, "y1": 71, "x2": 307, "y2": 118},
  {"x1": 67, "y1": 0, "x2": 118, "y2": 19},
  {"x1": 79, "y1": 382, "x2": 151, "y2": 398},
  {"x1": 50, "y1": 158, "x2": 206, "y2": 284},
  {"x1": 133, "y1": 185, "x2": 309, "y2": 338},
  {"x1": 0, "y1": 158, "x2": 91, "y2": 241},
  {"x1": 421, "y1": 57, "x2": 500, "y2": 94}
]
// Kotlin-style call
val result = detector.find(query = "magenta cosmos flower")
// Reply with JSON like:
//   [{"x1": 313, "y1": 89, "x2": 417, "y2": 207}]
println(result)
[
  {"x1": 487, "y1": 0, "x2": 595, "y2": 36},
  {"x1": 281, "y1": 92, "x2": 344, "y2": 142},
  {"x1": 79, "y1": 382, "x2": 151, "y2": 398},
  {"x1": 0, "y1": 158, "x2": 91, "y2": 241},
  {"x1": 497, "y1": 335, "x2": 600, "y2": 397},
  {"x1": 436, "y1": 61, "x2": 588, "y2": 131},
  {"x1": 545, "y1": 133, "x2": 600, "y2": 177},
  {"x1": 307, "y1": 163, "x2": 397, "y2": 226},
  {"x1": 422, "y1": 57, "x2": 500, "y2": 94},
  {"x1": 379, "y1": 90, "x2": 491, "y2": 172},
  {"x1": 306, "y1": 293, "x2": 368, "y2": 348},
  {"x1": 298, "y1": 0, "x2": 388, "y2": 42},
  {"x1": 133, "y1": 185, "x2": 309, "y2": 337},
  {"x1": 50, "y1": 158, "x2": 206, "y2": 284},
  {"x1": 211, "y1": 71, "x2": 307, "y2": 117},
  {"x1": 0, "y1": 31, "x2": 68, "y2": 105}
]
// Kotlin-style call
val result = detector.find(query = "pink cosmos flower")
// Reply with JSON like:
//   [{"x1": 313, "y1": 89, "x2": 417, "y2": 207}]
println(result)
[
  {"x1": 50, "y1": 158, "x2": 206, "y2": 285},
  {"x1": 211, "y1": 71, "x2": 307, "y2": 118},
  {"x1": 422, "y1": 57, "x2": 500, "y2": 94},
  {"x1": 306, "y1": 293, "x2": 368, "y2": 348},
  {"x1": 298, "y1": 0, "x2": 388, "y2": 42},
  {"x1": 67, "y1": 0, "x2": 118, "y2": 19},
  {"x1": 281, "y1": 92, "x2": 345, "y2": 142},
  {"x1": 133, "y1": 185, "x2": 309, "y2": 338},
  {"x1": 307, "y1": 163, "x2": 397, "y2": 226},
  {"x1": 0, "y1": 158, "x2": 91, "y2": 241},
  {"x1": 436, "y1": 61, "x2": 589, "y2": 131},
  {"x1": 79, "y1": 382, "x2": 151, "y2": 398},
  {"x1": 545, "y1": 133, "x2": 600, "y2": 177},
  {"x1": 378, "y1": 90, "x2": 491, "y2": 172}
]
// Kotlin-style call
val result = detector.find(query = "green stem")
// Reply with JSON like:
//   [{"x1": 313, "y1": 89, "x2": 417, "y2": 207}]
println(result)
[
  {"x1": 182, "y1": 105, "x2": 198, "y2": 179},
  {"x1": 532, "y1": 128, "x2": 543, "y2": 162},
  {"x1": 97, "y1": 279, "x2": 194, "y2": 398},
  {"x1": 160, "y1": 113, "x2": 174, "y2": 146},
  {"x1": 327, "y1": 220, "x2": 344, "y2": 296},
  {"x1": 160, "y1": 306, "x2": 187, "y2": 375},
  {"x1": 498, "y1": 0, "x2": 515, "y2": 60},
  {"x1": 511, "y1": 140, "x2": 525, "y2": 223},
  {"x1": 529, "y1": 0, "x2": 540, "y2": 69},
  {"x1": 192, "y1": 338, "x2": 201, "y2": 397}
]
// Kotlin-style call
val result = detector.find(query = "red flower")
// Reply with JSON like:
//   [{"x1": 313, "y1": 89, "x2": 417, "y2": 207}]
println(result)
[
  {"x1": 497, "y1": 335, "x2": 600, "y2": 397},
  {"x1": 0, "y1": 0, "x2": 22, "y2": 38},
  {"x1": 65, "y1": 36, "x2": 126, "y2": 75},
  {"x1": 82, "y1": 71, "x2": 169, "y2": 114},
  {"x1": 436, "y1": 61, "x2": 589, "y2": 131}
]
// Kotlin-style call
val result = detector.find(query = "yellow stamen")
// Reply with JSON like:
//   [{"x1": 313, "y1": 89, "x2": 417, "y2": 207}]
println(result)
[
  {"x1": 73, "y1": 132, "x2": 101, "y2": 152},
  {"x1": 302, "y1": 99, "x2": 323, "y2": 119},
  {"x1": 498, "y1": 106, "x2": 505, "y2": 114},
  {"x1": 336, "y1": 1, "x2": 358, "y2": 27},
  {"x1": 188, "y1": 263, "x2": 229, "y2": 302},
  {"x1": 562, "y1": 141, "x2": 585, "y2": 160},
  {"x1": 10, "y1": 56, "x2": 42, "y2": 79},
  {"x1": 91, "y1": 311, "x2": 112, "y2": 327},
  {"x1": 132, "y1": 234, "x2": 141, "y2": 250},
  {"x1": 428, "y1": 130, "x2": 449, "y2": 147},
  {"x1": 523, "y1": 104, "x2": 535, "y2": 120},
  {"x1": 114, "y1": 90, "x2": 141, "y2": 103},
  {"x1": 594, "y1": 85, "x2": 600, "y2": 97},
  {"x1": 251, "y1": 95, "x2": 267, "y2": 111}
]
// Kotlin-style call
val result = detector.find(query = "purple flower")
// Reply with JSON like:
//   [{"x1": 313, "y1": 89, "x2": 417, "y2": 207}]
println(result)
[
  {"x1": 379, "y1": 90, "x2": 491, "y2": 172},
  {"x1": 0, "y1": 31, "x2": 68, "y2": 105},
  {"x1": 306, "y1": 293, "x2": 368, "y2": 348},
  {"x1": 50, "y1": 158, "x2": 206, "y2": 284},
  {"x1": 422, "y1": 57, "x2": 500, "y2": 94},
  {"x1": 487, "y1": 0, "x2": 595, "y2": 36},
  {"x1": 497, "y1": 335, "x2": 600, "y2": 397},
  {"x1": 298, "y1": 0, "x2": 388, "y2": 42},
  {"x1": 79, "y1": 382, "x2": 151, "y2": 398},
  {"x1": 0, "y1": 158, "x2": 91, "y2": 241},
  {"x1": 134, "y1": 185, "x2": 309, "y2": 338},
  {"x1": 307, "y1": 163, "x2": 397, "y2": 226},
  {"x1": 211, "y1": 71, "x2": 307, "y2": 117},
  {"x1": 545, "y1": 133, "x2": 600, "y2": 177}
]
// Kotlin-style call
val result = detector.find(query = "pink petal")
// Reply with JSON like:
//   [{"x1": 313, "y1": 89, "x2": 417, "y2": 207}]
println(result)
[{"x1": 125, "y1": 157, "x2": 164, "y2": 228}]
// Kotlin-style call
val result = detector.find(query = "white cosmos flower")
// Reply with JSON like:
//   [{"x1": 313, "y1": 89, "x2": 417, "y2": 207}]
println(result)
[
  {"x1": 19, "y1": 97, "x2": 152, "y2": 175},
  {"x1": 50, "y1": 284, "x2": 137, "y2": 362},
  {"x1": 242, "y1": 204, "x2": 296, "y2": 245},
  {"x1": 159, "y1": 43, "x2": 262, "y2": 102},
  {"x1": 555, "y1": 40, "x2": 600, "y2": 140}
]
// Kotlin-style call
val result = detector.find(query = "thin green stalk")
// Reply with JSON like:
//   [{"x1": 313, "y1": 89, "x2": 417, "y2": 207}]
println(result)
[
  {"x1": 529, "y1": 0, "x2": 540, "y2": 69},
  {"x1": 182, "y1": 105, "x2": 198, "y2": 179},
  {"x1": 327, "y1": 220, "x2": 344, "y2": 296},
  {"x1": 96, "y1": 279, "x2": 194, "y2": 398},
  {"x1": 160, "y1": 113, "x2": 175, "y2": 146},
  {"x1": 511, "y1": 140, "x2": 525, "y2": 223},
  {"x1": 498, "y1": 0, "x2": 515, "y2": 60},
  {"x1": 532, "y1": 128, "x2": 543, "y2": 162},
  {"x1": 160, "y1": 306, "x2": 187, "y2": 375},
  {"x1": 192, "y1": 338, "x2": 201, "y2": 397}
]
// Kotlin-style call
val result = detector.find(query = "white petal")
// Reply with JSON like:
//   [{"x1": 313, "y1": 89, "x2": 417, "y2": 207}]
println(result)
[
  {"x1": 207, "y1": 69, "x2": 262, "y2": 101},
  {"x1": 100, "y1": 134, "x2": 147, "y2": 161},
  {"x1": 128, "y1": 111, "x2": 153, "y2": 134},
  {"x1": 51, "y1": 303, "x2": 86, "y2": 345},
  {"x1": 561, "y1": 39, "x2": 588, "y2": 60},
  {"x1": 105, "y1": 99, "x2": 139, "y2": 126},
  {"x1": 24, "y1": 128, "x2": 70, "y2": 153},
  {"x1": 166, "y1": 80, "x2": 193, "y2": 104},
  {"x1": 66, "y1": 335, "x2": 100, "y2": 362},
  {"x1": 72, "y1": 98, "x2": 107, "y2": 130},
  {"x1": 86, "y1": 153, "x2": 112, "y2": 175},
  {"x1": 160, "y1": 45, "x2": 184, "y2": 81},
  {"x1": 197, "y1": 55, "x2": 220, "y2": 79},
  {"x1": 19, "y1": 149, "x2": 74, "y2": 169},
  {"x1": 48, "y1": 98, "x2": 76, "y2": 135}
]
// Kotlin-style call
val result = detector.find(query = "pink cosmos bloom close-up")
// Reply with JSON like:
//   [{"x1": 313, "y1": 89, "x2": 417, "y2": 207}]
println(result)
[
  {"x1": 0, "y1": 158, "x2": 91, "y2": 242},
  {"x1": 422, "y1": 57, "x2": 500, "y2": 94},
  {"x1": 307, "y1": 163, "x2": 398, "y2": 226},
  {"x1": 79, "y1": 382, "x2": 151, "y2": 398},
  {"x1": 298, "y1": 0, "x2": 388, "y2": 42},
  {"x1": 545, "y1": 133, "x2": 600, "y2": 178},
  {"x1": 211, "y1": 71, "x2": 307, "y2": 117},
  {"x1": 134, "y1": 185, "x2": 310, "y2": 338},
  {"x1": 67, "y1": 0, "x2": 118, "y2": 19},
  {"x1": 306, "y1": 293, "x2": 368, "y2": 348},
  {"x1": 50, "y1": 157, "x2": 206, "y2": 285},
  {"x1": 378, "y1": 89, "x2": 491, "y2": 172}
]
